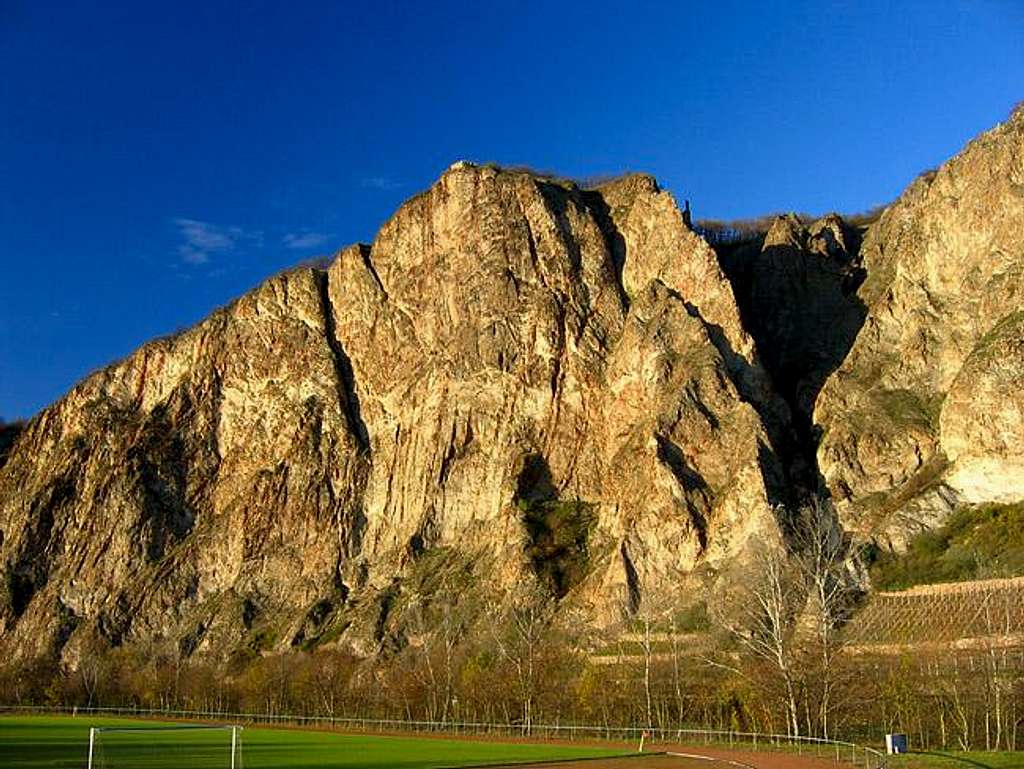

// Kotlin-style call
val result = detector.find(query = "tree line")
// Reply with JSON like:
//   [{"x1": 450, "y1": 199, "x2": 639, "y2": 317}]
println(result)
[{"x1": 1, "y1": 501, "x2": 1022, "y2": 751}]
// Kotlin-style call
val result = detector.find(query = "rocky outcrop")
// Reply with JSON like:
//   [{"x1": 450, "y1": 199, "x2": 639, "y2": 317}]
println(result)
[
  {"x1": 717, "y1": 211, "x2": 867, "y2": 487},
  {"x1": 0, "y1": 270, "x2": 368, "y2": 661},
  {"x1": 5, "y1": 107, "x2": 1024, "y2": 664},
  {"x1": 940, "y1": 312, "x2": 1024, "y2": 503},
  {"x1": 815, "y1": 106, "x2": 1024, "y2": 544},
  {"x1": 0, "y1": 165, "x2": 786, "y2": 662}
]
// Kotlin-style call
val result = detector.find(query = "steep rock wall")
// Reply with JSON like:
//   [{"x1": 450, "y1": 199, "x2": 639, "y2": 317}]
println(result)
[
  {"x1": 0, "y1": 165, "x2": 785, "y2": 661},
  {"x1": 815, "y1": 106, "x2": 1024, "y2": 544}
]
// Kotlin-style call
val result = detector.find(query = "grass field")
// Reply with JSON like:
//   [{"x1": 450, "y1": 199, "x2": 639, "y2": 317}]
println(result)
[
  {"x1": 0, "y1": 715, "x2": 630, "y2": 769},
  {"x1": 890, "y1": 752, "x2": 1024, "y2": 769}
]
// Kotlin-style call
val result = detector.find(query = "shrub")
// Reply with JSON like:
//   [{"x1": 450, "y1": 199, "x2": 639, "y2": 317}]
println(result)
[
  {"x1": 517, "y1": 498, "x2": 597, "y2": 598},
  {"x1": 869, "y1": 502, "x2": 1024, "y2": 589}
]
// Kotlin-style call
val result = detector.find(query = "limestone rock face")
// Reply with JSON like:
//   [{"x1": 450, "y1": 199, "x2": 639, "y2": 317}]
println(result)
[
  {"x1": 0, "y1": 269, "x2": 368, "y2": 660},
  {"x1": 815, "y1": 106, "x2": 1024, "y2": 541},
  {"x1": 6, "y1": 107, "x2": 1023, "y2": 662},
  {"x1": 600, "y1": 177, "x2": 786, "y2": 428},
  {"x1": 0, "y1": 166, "x2": 784, "y2": 661},
  {"x1": 940, "y1": 311, "x2": 1024, "y2": 504}
]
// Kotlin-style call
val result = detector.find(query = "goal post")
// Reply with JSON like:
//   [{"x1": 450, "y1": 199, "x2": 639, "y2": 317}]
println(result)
[{"x1": 86, "y1": 724, "x2": 243, "y2": 769}]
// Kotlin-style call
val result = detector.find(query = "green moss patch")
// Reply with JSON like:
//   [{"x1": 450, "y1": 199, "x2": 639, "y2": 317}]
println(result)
[{"x1": 518, "y1": 498, "x2": 597, "y2": 598}]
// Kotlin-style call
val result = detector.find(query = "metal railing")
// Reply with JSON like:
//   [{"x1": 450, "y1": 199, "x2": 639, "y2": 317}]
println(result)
[{"x1": 0, "y1": 704, "x2": 888, "y2": 768}]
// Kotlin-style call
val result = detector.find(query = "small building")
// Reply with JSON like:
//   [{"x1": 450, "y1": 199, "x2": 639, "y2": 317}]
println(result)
[{"x1": 885, "y1": 734, "x2": 908, "y2": 754}]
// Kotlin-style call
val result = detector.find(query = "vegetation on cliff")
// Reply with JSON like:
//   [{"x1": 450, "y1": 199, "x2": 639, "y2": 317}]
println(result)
[{"x1": 868, "y1": 503, "x2": 1024, "y2": 590}]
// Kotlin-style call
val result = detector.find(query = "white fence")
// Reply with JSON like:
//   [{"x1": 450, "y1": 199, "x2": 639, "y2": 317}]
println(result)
[{"x1": 0, "y1": 704, "x2": 888, "y2": 768}]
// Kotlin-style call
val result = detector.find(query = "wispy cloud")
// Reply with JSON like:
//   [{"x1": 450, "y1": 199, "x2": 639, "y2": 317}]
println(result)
[
  {"x1": 282, "y1": 231, "x2": 332, "y2": 250},
  {"x1": 361, "y1": 176, "x2": 404, "y2": 192},
  {"x1": 173, "y1": 218, "x2": 262, "y2": 266}
]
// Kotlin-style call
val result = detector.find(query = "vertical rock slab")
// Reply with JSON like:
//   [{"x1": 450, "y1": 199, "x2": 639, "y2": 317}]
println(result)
[{"x1": 815, "y1": 106, "x2": 1024, "y2": 541}]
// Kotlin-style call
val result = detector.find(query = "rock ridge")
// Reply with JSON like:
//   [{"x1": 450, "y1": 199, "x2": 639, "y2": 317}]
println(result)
[
  {"x1": 3, "y1": 105, "x2": 1024, "y2": 661},
  {"x1": 0, "y1": 163, "x2": 786, "y2": 661}
]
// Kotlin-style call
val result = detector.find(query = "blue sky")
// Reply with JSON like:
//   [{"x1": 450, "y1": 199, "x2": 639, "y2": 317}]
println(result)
[{"x1": 2, "y1": 1, "x2": 1022, "y2": 419}]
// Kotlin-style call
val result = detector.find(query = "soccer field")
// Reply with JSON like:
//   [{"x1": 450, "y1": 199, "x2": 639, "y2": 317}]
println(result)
[{"x1": 0, "y1": 715, "x2": 631, "y2": 769}]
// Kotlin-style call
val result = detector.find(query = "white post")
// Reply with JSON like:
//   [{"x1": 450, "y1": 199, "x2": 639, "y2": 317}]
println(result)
[
  {"x1": 230, "y1": 726, "x2": 237, "y2": 769},
  {"x1": 87, "y1": 728, "x2": 96, "y2": 769}
]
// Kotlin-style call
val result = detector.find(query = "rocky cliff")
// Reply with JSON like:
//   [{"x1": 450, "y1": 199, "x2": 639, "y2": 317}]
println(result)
[
  {"x1": 815, "y1": 106, "x2": 1024, "y2": 546},
  {"x1": 0, "y1": 165, "x2": 788, "y2": 662},
  {"x1": 717, "y1": 211, "x2": 868, "y2": 488},
  {"x1": 2, "y1": 107, "x2": 1023, "y2": 664}
]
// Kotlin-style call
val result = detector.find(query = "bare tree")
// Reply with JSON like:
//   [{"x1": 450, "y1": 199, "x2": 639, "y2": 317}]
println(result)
[
  {"x1": 620, "y1": 575, "x2": 678, "y2": 728},
  {"x1": 714, "y1": 499, "x2": 856, "y2": 739},
  {"x1": 635, "y1": 602, "x2": 656, "y2": 727},
  {"x1": 718, "y1": 541, "x2": 804, "y2": 736},
  {"x1": 406, "y1": 578, "x2": 465, "y2": 723},
  {"x1": 977, "y1": 587, "x2": 1018, "y2": 750},
  {"x1": 71, "y1": 633, "x2": 109, "y2": 708},
  {"x1": 792, "y1": 498, "x2": 855, "y2": 739},
  {"x1": 491, "y1": 581, "x2": 552, "y2": 734},
  {"x1": 306, "y1": 648, "x2": 357, "y2": 718}
]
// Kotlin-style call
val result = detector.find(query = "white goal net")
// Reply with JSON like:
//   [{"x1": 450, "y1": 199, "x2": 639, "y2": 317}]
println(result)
[{"x1": 86, "y1": 725, "x2": 243, "y2": 769}]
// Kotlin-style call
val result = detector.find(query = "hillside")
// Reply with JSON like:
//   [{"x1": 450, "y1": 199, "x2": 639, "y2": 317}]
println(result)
[
  {"x1": 815, "y1": 106, "x2": 1024, "y2": 545},
  {"x1": 2, "y1": 107, "x2": 1024, "y2": 668},
  {"x1": 868, "y1": 502, "x2": 1024, "y2": 590},
  {"x1": 0, "y1": 166, "x2": 788, "y2": 664}
]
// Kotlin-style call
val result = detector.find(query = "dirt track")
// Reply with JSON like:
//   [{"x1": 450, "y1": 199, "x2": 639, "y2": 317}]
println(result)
[
  {"x1": 456, "y1": 756, "x2": 723, "y2": 769},
  {"x1": 665, "y1": 745, "x2": 851, "y2": 769},
  {"x1": 469, "y1": 746, "x2": 850, "y2": 769}
]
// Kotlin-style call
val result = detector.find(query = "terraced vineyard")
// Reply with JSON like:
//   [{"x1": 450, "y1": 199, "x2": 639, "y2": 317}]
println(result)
[{"x1": 845, "y1": 576, "x2": 1024, "y2": 650}]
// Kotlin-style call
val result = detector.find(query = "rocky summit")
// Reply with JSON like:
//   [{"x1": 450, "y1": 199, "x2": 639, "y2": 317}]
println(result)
[
  {"x1": 815, "y1": 106, "x2": 1024, "y2": 546},
  {"x1": 2, "y1": 107, "x2": 1023, "y2": 664}
]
